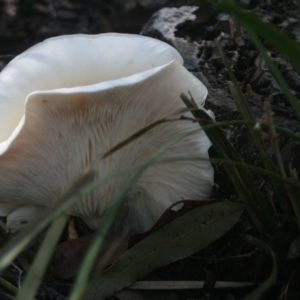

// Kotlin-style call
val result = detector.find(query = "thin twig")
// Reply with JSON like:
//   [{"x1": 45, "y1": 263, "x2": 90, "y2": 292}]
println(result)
[{"x1": 129, "y1": 281, "x2": 253, "y2": 290}]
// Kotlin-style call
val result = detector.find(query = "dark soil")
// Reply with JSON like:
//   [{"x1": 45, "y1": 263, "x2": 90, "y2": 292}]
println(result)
[{"x1": 1, "y1": 0, "x2": 300, "y2": 299}]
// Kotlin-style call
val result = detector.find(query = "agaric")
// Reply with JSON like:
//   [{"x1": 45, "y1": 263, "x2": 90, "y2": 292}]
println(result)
[{"x1": 0, "y1": 33, "x2": 214, "y2": 232}]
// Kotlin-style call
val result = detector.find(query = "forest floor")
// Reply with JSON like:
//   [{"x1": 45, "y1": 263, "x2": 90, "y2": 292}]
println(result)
[{"x1": 0, "y1": 1, "x2": 300, "y2": 299}]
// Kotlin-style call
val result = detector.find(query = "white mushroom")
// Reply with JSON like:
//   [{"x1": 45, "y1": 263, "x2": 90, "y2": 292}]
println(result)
[{"x1": 0, "y1": 33, "x2": 214, "y2": 233}]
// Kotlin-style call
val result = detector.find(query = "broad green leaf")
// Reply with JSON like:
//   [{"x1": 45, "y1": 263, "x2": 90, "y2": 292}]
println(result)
[{"x1": 84, "y1": 202, "x2": 244, "y2": 300}]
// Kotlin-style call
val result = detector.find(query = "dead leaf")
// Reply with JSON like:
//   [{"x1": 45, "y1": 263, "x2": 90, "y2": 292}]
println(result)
[
  {"x1": 287, "y1": 235, "x2": 300, "y2": 259},
  {"x1": 53, "y1": 202, "x2": 130, "y2": 279},
  {"x1": 68, "y1": 218, "x2": 79, "y2": 240},
  {"x1": 52, "y1": 233, "x2": 95, "y2": 279},
  {"x1": 229, "y1": 16, "x2": 245, "y2": 47}
]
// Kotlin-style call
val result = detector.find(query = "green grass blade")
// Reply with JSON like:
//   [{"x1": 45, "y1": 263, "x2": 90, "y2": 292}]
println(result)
[
  {"x1": 158, "y1": 156, "x2": 300, "y2": 191},
  {"x1": 263, "y1": 102, "x2": 300, "y2": 223},
  {"x1": 181, "y1": 94, "x2": 288, "y2": 263},
  {"x1": 242, "y1": 235, "x2": 277, "y2": 300},
  {"x1": 246, "y1": 29, "x2": 300, "y2": 121},
  {"x1": 178, "y1": 119, "x2": 300, "y2": 142},
  {"x1": 216, "y1": 41, "x2": 298, "y2": 234},
  {"x1": 0, "y1": 276, "x2": 22, "y2": 299},
  {"x1": 16, "y1": 214, "x2": 69, "y2": 300}
]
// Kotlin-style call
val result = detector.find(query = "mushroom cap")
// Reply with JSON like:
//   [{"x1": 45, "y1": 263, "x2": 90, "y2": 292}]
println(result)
[
  {"x1": 0, "y1": 33, "x2": 183, "y2": 143},
  {"x1": 0, "y1": 33, "x2": 213, "y2": 232}
]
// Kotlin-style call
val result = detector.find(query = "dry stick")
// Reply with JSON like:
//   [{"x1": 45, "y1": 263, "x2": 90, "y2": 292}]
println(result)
[{"x1": 129, "y1": 281, "x2": 253, "y2": 290}]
